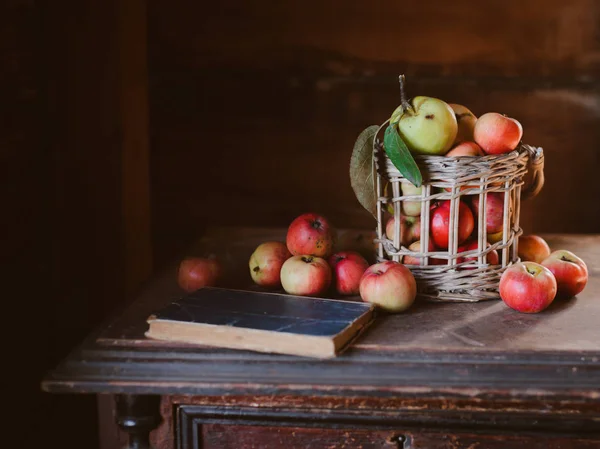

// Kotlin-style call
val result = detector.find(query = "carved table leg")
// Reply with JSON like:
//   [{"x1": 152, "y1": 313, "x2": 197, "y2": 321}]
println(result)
[{"x1": 115, "y1": 394, "x2": 162, "y2": 449}]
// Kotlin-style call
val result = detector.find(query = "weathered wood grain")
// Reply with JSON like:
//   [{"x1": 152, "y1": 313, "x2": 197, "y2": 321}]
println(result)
[
  {"x1": 146, "y1": 0, "x2": 600, "y2": 266},
  {"x1": 148, "y1": 0, "x2": 600, "y2": 78}
]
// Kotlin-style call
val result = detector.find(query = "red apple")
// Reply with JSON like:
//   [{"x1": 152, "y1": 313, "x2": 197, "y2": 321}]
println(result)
[
  {"x1": 403, "y1": 239, "x2": 444, "y2": 266},
  {"x1": 286, "y1": 213, "x2": 335, "y2": 258},
  {"x1": 280, "y1": 255, "x2": 331, "y2": 296},
  {"x1": 430, "y1": 201, "x2": 475, "y2": 249},
  {"x1": 457, "y1": 239, "x2": 499, "y2": 267},
  {"x1": 474, "y1": 112, "x2": 523, "y2": 155},
  {"x1": 385, "y1": 216, "x2": 421, "y2": 247},
  {"x1": 178, "y1": 256, "x2": 221, "y2": 292},
  {"x1": 499, "y1": 262, "x2": 557, "y2": 313},
  {"x1": 446, "y1": 141, "x2": 484, "y2": 157},
  {"x1": 328, "y1": 251, "x2": 369, "y2": 296},
  {"x1": 471, "y1": 192, "x2": 505, "y2": 234},
  {"x1": 359, "y1": 261, "x2": 417, "y2": 313},
  {"x1": 518, "y1": 235, "x2": 551, "y2": 264},
  {"x1": 541, "y1": 250, "x2": 588, "y2": 299},
  {"x1": 249, "y1": 241, "x2": 292, "y2": 288}
]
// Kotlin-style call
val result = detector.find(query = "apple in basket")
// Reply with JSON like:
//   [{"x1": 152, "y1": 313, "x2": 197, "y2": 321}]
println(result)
[
  {"x1": 359, "y1": 261, "x2": 417, "y2": 313},
  {"x1": 474, "y1": 112, "x2": 523, "y2": 155},
  {"x1": 249, "y1": 242, "x2": 292, "y2": 288},
  {"x1": 456, "y1": 239, "x2": 499, "y2": 267},
  {"x1": 401, "y1": 182, "x2": 423, "y2": 216},
  {"x1": 328, "y1": 251, "x2": 370, "y2": 296},
  {"x1": 449, "y1": 103, "x2": 477, "y2": 145},
  {"x1": 430, "y1": 200, "x2": 475, "y2": 249},
  {"x1": 499, "y1": 262, "x2": 557, "y2": 313},
  {"x1": 541, "y1": 250, "x2": 588, "y2": 300},
  {"x1": 471, "y1": 192, "x2": 505, "y2": 234},
  {"x1": 446, "y1": 141, "x2": 484, "y2": 158},
  {"x1": 390, "y1": 97, "x2": 458, "y2": 156},
  {"x1": 280, "y1": 255, "x2": 331, "y2": 296},
  {"x1": 286, "y1": 213, "x2": 335, "y2": 258},
  {"x1": 385, "y1": 216, "x2": 421, "y2": 247},
  {"x1": 403, "y1": 239, "x2": 444, "y2": 266}
]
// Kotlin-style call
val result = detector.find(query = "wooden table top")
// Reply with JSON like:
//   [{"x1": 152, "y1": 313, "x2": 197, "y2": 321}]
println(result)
[{"x1": 42, "y1": 228, "x2": 600, "y2": 401}]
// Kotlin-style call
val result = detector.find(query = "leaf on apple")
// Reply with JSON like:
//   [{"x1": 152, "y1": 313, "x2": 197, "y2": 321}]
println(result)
[
  {"x1": 383, "y1": 124, "x2": 423, "y2": 187},
  {"x1": 350, "y1": 125, "x2": 379, "y2": 218}
]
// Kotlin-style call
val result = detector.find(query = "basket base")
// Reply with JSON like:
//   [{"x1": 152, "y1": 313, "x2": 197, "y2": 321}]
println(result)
[{"x1": 375, "y1": 255, "x2": 519, "y2": 302}]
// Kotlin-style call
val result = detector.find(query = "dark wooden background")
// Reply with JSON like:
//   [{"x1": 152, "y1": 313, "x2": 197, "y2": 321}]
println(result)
[{"x1": 4, "y1": 0, "x2": 599, "y2": 448}]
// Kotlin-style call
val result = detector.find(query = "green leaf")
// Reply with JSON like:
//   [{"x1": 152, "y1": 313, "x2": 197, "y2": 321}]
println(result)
[
  {"x1": 349, "y1": 125, "x2": 379, "y2": 218},
  {"x1": 383, "y1": 124, "x2": 422, "y2": 187}
]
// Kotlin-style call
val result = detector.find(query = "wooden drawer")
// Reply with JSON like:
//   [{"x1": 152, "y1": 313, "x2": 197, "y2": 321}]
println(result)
[{"x1": 177, "y1": 406, "x2": 600, "y2": 449}]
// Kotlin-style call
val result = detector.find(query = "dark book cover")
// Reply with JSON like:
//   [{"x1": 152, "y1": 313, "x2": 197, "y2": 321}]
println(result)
[{"x1": 146, "y1": 287, "x2": 375, "y2": 358}]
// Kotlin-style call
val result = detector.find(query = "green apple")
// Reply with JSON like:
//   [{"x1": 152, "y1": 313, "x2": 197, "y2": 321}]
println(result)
[
  {"x1": 401, "y1": 182, "x2": 422, "y2": 216},
  {"x1": 390, "y1": 96, "x2": 458, "y2": 155}
]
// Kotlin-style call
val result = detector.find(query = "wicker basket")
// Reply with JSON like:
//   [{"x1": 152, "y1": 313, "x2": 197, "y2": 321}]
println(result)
[{"x1": 373, "y1": 123, "x2": 545, "y2": 302}]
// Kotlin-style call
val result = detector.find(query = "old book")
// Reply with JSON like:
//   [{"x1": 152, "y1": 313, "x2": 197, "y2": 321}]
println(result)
[{"x1": 145, "y1": 287, "x2": 375, "y2": 358}]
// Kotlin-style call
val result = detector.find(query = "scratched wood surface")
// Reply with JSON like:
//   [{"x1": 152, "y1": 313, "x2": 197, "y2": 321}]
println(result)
[{"x1": 94, "y1": 227, "x2": 600, "y2": 353}]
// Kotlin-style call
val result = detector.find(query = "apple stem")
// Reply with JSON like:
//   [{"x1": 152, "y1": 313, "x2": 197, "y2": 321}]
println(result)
[{"x1": 398, "y1": 75, "x2": 413, "y2": 114}]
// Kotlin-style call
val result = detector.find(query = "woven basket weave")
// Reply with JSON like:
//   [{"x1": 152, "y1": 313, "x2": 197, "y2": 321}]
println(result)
[{"x1": 373, "y1": 124, "x2": 545, "y2": 302}]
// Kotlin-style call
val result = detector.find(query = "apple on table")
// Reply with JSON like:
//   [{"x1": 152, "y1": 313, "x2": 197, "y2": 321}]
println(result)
[
  {"x1": 359, "y1": 261, "x2": 417, "y2": 313},
  {"x1": 286, "y1": 213, "x2": 335, "y2": 258},
  {"x1": 499, "y1": 262, "x2": 557, "y2": 313},
  {"x1": 541, "y1": 250, "x2": 588, "y2": 300},
  {"x1": 518, "y1": 235, "x2": 551, "y2": 264},
  {"x1": 280, "y1": 255, "x2": 331, "y2": 297},
  {"x1": 178, "y1": 256, "x2": 221, "y2": 292},
  {"x1": 328, "y1": 251, "x2": 369, "y2": 296},
  {"x1": 249, "y1": 241, "x2": 292, "y2": 288}
]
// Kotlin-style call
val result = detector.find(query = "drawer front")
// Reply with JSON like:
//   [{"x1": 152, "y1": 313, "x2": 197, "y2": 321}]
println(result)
[
  {"x1": 178, "y1": 406, "x2": 600, "y2": 449},
  {"x1": 187, "y1": 423, "x2": 600, "y2": 449}
]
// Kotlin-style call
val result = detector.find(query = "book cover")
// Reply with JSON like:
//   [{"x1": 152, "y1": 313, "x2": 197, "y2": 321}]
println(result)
[{"x1": 145, "y1": 287, "x2": 375, "y2": 358}]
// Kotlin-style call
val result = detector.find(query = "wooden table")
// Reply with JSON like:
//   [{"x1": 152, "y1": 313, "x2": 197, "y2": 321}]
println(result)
[{"x1": 42, "y1": 228, "x2": 600, "y2": 449}]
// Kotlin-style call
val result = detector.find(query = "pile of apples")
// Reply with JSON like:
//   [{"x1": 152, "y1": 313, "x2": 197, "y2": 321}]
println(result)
[{"x1": 248, "y1": 213, "x2": 418, "y2": 313}]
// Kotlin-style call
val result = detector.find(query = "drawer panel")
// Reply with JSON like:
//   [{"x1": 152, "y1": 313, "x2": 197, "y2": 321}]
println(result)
[
  {"x1": 179, "y1": 406, "x2": 600, "y2": 449},
  {"x1": 202, "y1": 424, "x2": 398, "y2": 448},
  {"x1": 197, "y1": 424, "x2": 600, "y2": 449}
]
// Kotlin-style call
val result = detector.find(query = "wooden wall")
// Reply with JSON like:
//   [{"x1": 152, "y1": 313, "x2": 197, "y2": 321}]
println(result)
[
  {"x1": 147, "y1": 0, "x2": 600, "y2": 264},
  {"x1": 12, "y1": 1, "x2": 150, "y2": 448}
]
